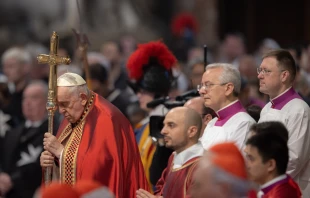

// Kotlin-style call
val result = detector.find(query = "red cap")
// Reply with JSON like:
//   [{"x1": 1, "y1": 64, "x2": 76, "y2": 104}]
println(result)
[{"x1": 209, "y1": 142, "x2": 247, "y2": 179}]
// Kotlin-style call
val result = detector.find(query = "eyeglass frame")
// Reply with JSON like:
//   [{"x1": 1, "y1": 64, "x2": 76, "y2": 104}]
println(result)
[
  {"x1": 257, "y1": 68, "x2": 287, "y2": 75},
  {"x1": 197, "y1": 82, "x2": 229, "y2": 92}
]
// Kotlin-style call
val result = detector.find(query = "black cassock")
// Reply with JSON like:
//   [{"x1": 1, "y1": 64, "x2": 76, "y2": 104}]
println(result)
[{"x1": 0, "y1": 119, "x2": 48, "y2": 198}]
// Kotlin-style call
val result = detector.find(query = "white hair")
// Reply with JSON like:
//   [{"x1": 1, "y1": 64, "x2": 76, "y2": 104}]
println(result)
[
  {"x1": 206, "y1": 63, "x2": 241, "y2": 96},
  {"x1": 1, "y1": 47, "x2": 32, "y2": 64},
  {"x1": 211, "y1": 166, "x2": 253, "y2": 197},
  {"x1": 67, "y1": 84, "x2": 90, "y2": 98}
]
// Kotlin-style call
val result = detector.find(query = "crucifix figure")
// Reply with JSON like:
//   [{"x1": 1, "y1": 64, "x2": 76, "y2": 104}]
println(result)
[{"x1": 37, "y1": 31, "x2": 71, "y2": 186}]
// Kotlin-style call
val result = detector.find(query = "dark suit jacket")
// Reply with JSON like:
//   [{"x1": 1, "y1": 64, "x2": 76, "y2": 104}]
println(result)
[
  {"x1": 0, "y1": 119, "x2": 48, "y2": 198},
  {"x1": 108, "y1": 89, "x2": 132, "y2": 118}
]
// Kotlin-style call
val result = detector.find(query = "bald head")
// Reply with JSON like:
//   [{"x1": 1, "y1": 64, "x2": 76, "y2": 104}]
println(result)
[
  {"x1": 166, "y1": 106, "x2": 187, "y2": 119},
  {"x1": 162, "y1": 107, "x2": 202, "y2": 153},
  {"x1": 167, "y1": 106, "x2": 202, "y2": 140},
  {"x1": 186, "y1": 108, "x2": 202, "y2": 138},
  {"x1": 184, "y1": 97, "x2": 205, "y2": 115}
]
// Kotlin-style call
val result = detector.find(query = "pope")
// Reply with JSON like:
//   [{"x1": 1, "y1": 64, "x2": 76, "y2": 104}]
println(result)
[{"x1": 40, "y1": 72, "x2": 149, "y2": 198}]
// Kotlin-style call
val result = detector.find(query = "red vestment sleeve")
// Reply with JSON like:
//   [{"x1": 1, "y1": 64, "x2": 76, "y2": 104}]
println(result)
[{"x1": 154, "y1": 154, "x2": 174, "y2": 195}]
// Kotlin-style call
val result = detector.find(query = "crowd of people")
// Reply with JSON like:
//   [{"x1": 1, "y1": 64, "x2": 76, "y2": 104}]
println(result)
[{"x1": 0, "y1": 19, "x2": 310, "y2": 198}]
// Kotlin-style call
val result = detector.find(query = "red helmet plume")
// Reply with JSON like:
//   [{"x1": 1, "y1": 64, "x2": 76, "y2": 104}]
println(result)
[{"x1": 126, "y1": 41, "x2": 177, "y2": 81}]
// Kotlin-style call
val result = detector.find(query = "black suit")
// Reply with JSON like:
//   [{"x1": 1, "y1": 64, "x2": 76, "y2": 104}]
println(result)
[
  {"x1": 107, "y1": 89, "x2": 132, "y2": 118},
  {"x1": 0, "y1": 119, "x2": 48, "y2": 198}
]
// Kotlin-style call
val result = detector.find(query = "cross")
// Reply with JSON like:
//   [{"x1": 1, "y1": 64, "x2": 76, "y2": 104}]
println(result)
[{"x1": 37, "y1": 31, "x2": 71, "y2": 186}]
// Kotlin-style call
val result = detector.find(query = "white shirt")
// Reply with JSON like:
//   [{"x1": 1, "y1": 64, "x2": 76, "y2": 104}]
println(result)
[
  {"x1": 173, "y1": 142, "x2": 204, "y2": 169},
  {"x1": 24, "y1": 119, "x2": 44, "y2": 128},
  {"x1": 259, "y1": 87, "x2": 310, "y2": 187},
  {"x1": 200, "y1": 100, "x2": 255, "y2": 150}
]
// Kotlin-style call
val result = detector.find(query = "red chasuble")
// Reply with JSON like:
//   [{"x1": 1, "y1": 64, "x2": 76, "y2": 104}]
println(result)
[
  {"x1": 56, "y1": 92, "x2": 149, "y2": 198},
  {"x1": 262, "y1": 175, "x2": 301, "y2": 198},
  {"x1": 154, "y1": 154, "x2": 199, "y2": 198}
]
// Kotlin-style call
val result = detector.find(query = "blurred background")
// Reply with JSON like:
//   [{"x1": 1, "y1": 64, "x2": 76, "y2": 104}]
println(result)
[
  {"x1": 0, "y1": 0, "x2": 309, "y2": 128},
  {"x1": 0, "y1": 0, "x2": 309, "y2": 53},
  {"x1": 0, "y1": 2, "x2": 310, "y2": 197}
]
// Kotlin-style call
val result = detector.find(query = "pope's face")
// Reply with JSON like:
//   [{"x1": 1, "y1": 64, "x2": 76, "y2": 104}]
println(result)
[{"x1": 57, "y1": 86, "x2": 86, "y2": 123}]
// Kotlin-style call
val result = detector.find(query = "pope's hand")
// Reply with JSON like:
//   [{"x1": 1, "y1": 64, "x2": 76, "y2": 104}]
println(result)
[
  {"x1": 40, "y1": 151, "x2": 54, "y2": 168},
  {"x1": 43, "y1": 133, "x2": 64, "y2": 158},
  {"x1": 136, "y1": 189, "x2": 163, "y2": 198}
]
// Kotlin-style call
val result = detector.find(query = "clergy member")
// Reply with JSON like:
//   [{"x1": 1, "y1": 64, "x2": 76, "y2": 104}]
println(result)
[
  {"x1": 198, "y1": 63, "x2": 255, "y2": 150},
  {"x1": 40, "y1": 72, "x2": 148, "y2": 198},
  {"x1": 136, "y1": 107, "x2": 204, "y2": 198},
  {"x1": 150, "y1": 96, "x2": 216, "y2": 186},
  {"x1": 257, "y1": 49, "x2": 310, "y2": 196},
  {"x1": 244, "y1": 122, "x2": 302, "y2": 198},
  {"x1": 191, "y1": 142, "x2": 254, "y2": 198}
]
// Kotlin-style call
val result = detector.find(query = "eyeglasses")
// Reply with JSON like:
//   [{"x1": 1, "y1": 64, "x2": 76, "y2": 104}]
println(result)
[
  {"x1": 257, "y1": 68, "x2": 272, "y2": 75},
  {"x1": 197, "y1": 83, "x2": 228, "y2": 92},
  {"x1": 257, "y1": 68, "x2": 287, "y2": 76}
]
